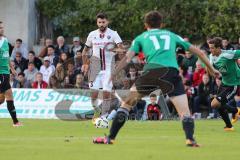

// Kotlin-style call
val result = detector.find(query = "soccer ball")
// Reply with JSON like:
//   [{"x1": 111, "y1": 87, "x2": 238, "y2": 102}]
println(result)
[{"x1": 95, "y1": 117, "x2": 109, "y2": 128}]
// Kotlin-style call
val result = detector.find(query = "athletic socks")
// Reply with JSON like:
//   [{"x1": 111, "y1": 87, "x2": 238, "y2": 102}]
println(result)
[
  {"x1": 182, "y1": 116, "x2": 195, "y2": 140},
  {"x1": 108, "y1": 107, "x2": 129, "y2": 140},
  {"x1": 218, "y1": 107, "x2": 232, "y2": 128},
  {"x1": 223, "y1": 103, "x2": 238, "y2": 115},
  {"x1": 6, "y1": 100, "x2": 19, "y2": 124}
]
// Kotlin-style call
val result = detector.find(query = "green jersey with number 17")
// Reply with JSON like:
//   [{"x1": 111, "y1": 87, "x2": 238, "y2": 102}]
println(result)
[
  {"x1": 0, "y1": 37, "x2": 10, "y2": 74},
  {"x1": 129, "y1": 29, "x2": 191, "y2": 71}
]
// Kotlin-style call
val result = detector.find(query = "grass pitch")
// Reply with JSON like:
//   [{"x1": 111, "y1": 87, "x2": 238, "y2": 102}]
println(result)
[{"x1": 0, "y1": 119, "x2": 239, "y2": 160}]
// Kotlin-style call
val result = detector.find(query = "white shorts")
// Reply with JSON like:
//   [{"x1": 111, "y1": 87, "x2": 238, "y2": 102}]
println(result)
[{"x1": 89, "y1": 71, "x2": 113, "y2": 91}]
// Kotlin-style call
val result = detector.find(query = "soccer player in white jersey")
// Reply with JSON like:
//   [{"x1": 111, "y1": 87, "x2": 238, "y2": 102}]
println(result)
[{"x1": 82, "y1": 13, "x2": 122, "y2": 122}]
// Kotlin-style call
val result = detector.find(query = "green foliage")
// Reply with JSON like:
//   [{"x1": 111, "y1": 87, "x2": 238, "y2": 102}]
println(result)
[
  {"x1": 203, "y1": 0, "x2": 240, "y2": 41},
  {"x1": 37, "y1": 0, "x2": 240, "y2": 42}
]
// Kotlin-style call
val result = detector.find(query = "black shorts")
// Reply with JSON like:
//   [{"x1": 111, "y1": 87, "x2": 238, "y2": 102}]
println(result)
[
  {"x1": 216, "y1": 85, "x2": 238, "y2": 105},
  {"x1": 0, "y1": 74, "x2": 11, "y2": 93},
  {"x1": 135, "y1": 67, "x2": 185, "y2": 97}
]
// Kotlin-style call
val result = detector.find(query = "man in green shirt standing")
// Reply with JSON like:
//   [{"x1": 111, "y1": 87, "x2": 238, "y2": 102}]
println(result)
[
  {"x1": 0, "y1": 21, "x2": 22, "y2": 127},
  {"x1": 209, "y1": 37, "x2": 240, "y2": 131},
  {"x1": 93, "y1": 11, "x2": 218, "y2": 147}
]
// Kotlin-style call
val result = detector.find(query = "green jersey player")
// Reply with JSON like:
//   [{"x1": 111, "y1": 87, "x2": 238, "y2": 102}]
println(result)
[
  {"x1": 93, "y1": 11, "x2": 218, "y2": 147},
  {"x1": 0, "y1": 21, "x2": 22, "y2": 127},
  {"x1": 209, "y1": 37, "x2": 240, "y2": 131}
]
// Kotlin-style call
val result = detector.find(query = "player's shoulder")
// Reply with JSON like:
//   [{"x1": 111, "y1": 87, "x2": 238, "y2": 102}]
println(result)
[
  {"x1": 88, "y1": 30, "x2": 98, "y2": 37},
  {"x1": 106, "y1": 28, "x2": 119, "y2": 35}
]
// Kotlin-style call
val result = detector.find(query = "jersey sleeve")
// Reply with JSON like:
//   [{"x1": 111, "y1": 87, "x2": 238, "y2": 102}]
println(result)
[
  {"x1": 174, "y1": 34, "x2": 191, "y2": 51},
  {"x1": 222, "y1": 50, "x2": 240, "y2": 59},
  {"x1": 113, "y1": 31, "x2": 122, "y2": 44},
  {"x1": 85, "y1": 32, "x2": 93, "y2": 48},
  {"x1": 129, "y1": 36, "x2": 141, "y2": 55}
]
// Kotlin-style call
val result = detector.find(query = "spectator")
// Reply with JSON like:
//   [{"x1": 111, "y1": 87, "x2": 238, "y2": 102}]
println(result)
[
  {"x1": 182, "y1": 51, "x2": 198, "y2": 72},
  {"x1": 66, "y1": 63, "x2": 76, "y2": 85},
  {"x1": 40, "y1": 56, "x2": 55, "y2": 84},
  {"x1": 179, "y1": 65, "x2": 192, "y2": 85},
  {"x1": 193, "y1": 74, "x2": 213, "y2": 114},
  {"x1": 23, "y1": 62, "x2": 38, "y2": 83},
  {"x1": 9, "y1": 73, "x2": 19, "y2": 88},
  {"x1": 222, "y1": 37, "x2": 234, "y2": 50},
  {"x1": 10, "y1": 60, "x2": 21, "y2": 76},
  {"x1": 15, "y1": 72, "x2": 32, "y2": 88},
  {"x1": 127, "y1": 66, "x2": 138, "y2": 86},
  {"x1": 38, "y1": 38, "x2": 53, "y2": 58},
  {"x1": 200, "y1": 36, "x2": 212, "y2": 55},
  {"x1": 32, "y1": 72, "x2": 48, "y2": 89},
  {"x1": 234, "y1": 37, "x2": 240, "y2": 50},
  {"x1": 74, "y1": 74, "x2": 88, "y2": 89},
  {"x1": 63, "y1": 76, "x2": 73, "y2": 88},
  {"x1": 70, "y1": 37, "x2": 84, "y2": 58},
  {"x1": 46, "y1": 45, "x2": 58, "y2": 66},
  {"x1": 147, "y1": 94, "x2": 162, "y2": 120},
  {"x1": 192, "y1": 61, "x2": 206, "y2": 87},
  {"x1": 26, "y1": 51, "x2": 42, "y2": 70},
  {"x1": 58, "y1": 52, "x2": 72, "y2": 70},
  {"x1": 54, "y1": 63, "x2": 65, "y2": 85},
  {"x1": 48, "y1": 75, "x2": 61, "y2": 89},
  {"x1": 131, "y1": 98, "x2": 146, "y2": 120},
  {"x1": 55, "y1": 36, "x2": 69, "y2": 57},
  {"x1": 74, "y1": 50, "x2": 83, "y2": 74},
  {"x1": 14, "y1": 52, "x2": 28, "y2": 72},
  {"x1": 11, "y1": 39, "x2": 28, "y2": 59}
]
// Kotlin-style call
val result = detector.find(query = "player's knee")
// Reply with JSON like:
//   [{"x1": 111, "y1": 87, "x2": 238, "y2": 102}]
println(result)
[
  {"x1": 116, "y1": 107, "x2": 129, "y2": 121},
  {"x1": 0, "y1": 94, "x2": 5, "y2": 105},
  {"x1": 211, "y1": 98, "x2": 221, "y2": 108}
]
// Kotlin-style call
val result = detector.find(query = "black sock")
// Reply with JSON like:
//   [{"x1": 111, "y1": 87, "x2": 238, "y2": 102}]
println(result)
[
  {"x1": 218, "y1": 107, "x2": 232, "y2": 128},
  {"x1": 108, "y1": 108, "x2": 129, "y2": 140},
  {"x1": 7, "y1": 100, "x2": 18, "y2": 124},
  {"x1": 222, "y1": 103, "x2": 238, "y2": 114},
  {"x1": 182, "y1": 116, "x2": 195, "y2": 140}
]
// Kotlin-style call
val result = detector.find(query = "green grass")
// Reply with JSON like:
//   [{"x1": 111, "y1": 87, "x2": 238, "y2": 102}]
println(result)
[{"x1": 0, "y1": 119, "x2": 240, "y2": 160}]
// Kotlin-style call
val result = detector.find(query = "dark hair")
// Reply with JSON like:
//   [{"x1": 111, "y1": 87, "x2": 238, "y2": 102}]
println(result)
[
  {"x1": 28, "y1": 62, "x2": 35, "y2": 66},
  {"x1": 150, "y1": 93, "x2": 157, "y2": 98},
  {"x1": 28, "y1": 50, "x2": 35, "y2": 56},
  {"x1": 16, "y1": 39, "x2": 22, "y2": 43},
  {"x1": 208, "y1": 37, "x2": 223, "y2": 48},
  {"x1": 18, "y1": 72, "x2": 25, "y2": 77},
  {"x1": 144, "y1": 11, "x2": 162, "y2": 28},
  {"x1": 96, "y1": 12, "x2": 108, "y2": 19},
  {"x1": 15, "y1": 51, "x2": 22, "y2": 56},
  {"x1": 0, "y1": 21, "x2": 2, "y2": 24},
  {"x1": 47, "y1": 45, "x2": 55, "y2": 50}
]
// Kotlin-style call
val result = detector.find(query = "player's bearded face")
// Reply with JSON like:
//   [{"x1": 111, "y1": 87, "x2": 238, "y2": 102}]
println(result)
[{"x1": 97, "y1": 18, "x2": 108, "y2": 32}]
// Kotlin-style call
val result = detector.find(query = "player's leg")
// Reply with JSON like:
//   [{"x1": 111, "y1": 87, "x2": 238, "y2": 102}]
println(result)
[
  {"x1": 101, "y1": 72, "x2": 114, "y2": 117},
  {"x1": 211, "y1": 86, "x2": 235, "y2": 130},
  {"x1": 89, "y1": 74, "x2": 102, "y2": 123},
  {"x1": 170, "y1": 94, "x2": 199, "y2": 147},
  {"x1": 0, "y1": 93, "x2": 5, "y2": 105},
  {"x1": 232, "y1": 87, "x2": 240, "y2": 123},
  {"x1": 93, "y1": 87, "x2": 143, "y2": 144},
  {"x1": 4, "y1": 88, "x2": 22, "y2": 126},
  {"x1": 0, "y1": 74, "x2": 21, "y2": 126}
]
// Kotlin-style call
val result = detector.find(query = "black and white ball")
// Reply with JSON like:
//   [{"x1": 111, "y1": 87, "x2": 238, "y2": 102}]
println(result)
[{"x1": 95, "y1": 117, "x2": 109, "y2": 128}]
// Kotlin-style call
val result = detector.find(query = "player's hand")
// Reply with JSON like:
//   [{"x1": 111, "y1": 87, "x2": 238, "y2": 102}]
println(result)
[
  {"x1": 208, "y1": 68, "x2": 221, "y2": 78},
  {"x1": 81, "y1": 64, "x2": 89, "y2": 76},
  {"x1": 108, "y1": 74, "x2": 115, "y2": 84}
]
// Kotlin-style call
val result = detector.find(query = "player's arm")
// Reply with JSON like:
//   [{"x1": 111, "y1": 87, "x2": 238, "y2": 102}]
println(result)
[
  {"x1": 9, "y1": 61, "x2": 17, "y2": 76},
  {"x1": 189, "y1": 46, "x2": 218, "y2": 77},
  {"x1": 112, "y1": 50, "x2": 135, "y2": 77},
  {"x1": 81, "y1": 33, "x2": 93, "y2": 75}
]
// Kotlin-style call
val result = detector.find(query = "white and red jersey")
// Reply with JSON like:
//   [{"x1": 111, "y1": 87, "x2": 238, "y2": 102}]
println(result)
[{"x1": 85, "y1": 28, "x2": 122, "y2": 71}]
